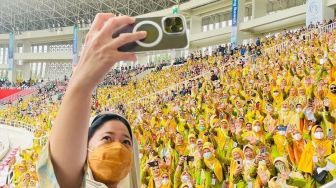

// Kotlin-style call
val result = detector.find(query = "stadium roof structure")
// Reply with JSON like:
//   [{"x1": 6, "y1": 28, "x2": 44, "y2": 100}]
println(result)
[{"x1": 0, "y1": 0, "x2": 190, "y2": 34}]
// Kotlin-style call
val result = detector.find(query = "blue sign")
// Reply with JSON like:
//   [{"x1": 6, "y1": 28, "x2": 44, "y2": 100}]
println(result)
[
  {"x1": 7, "y1": 32, "x2": 14, "y2": 70},
  {"x1": 72, "y1": 25, "x2": 78, "y2": 66},
  {"x1": 231, "y1": 0, "x2": 238, "y2": 49}
]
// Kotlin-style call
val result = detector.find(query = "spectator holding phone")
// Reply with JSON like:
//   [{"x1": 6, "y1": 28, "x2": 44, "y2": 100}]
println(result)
[
  {"x1": 173, "y1": 156, "x2": 195, "y2": 188},
  {"x1": 36, "y1": 13, "x2": 147, "y2": 188}
]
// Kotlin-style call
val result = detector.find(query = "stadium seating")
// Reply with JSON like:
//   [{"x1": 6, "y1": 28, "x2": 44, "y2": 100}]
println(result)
[{"x1": 0, "y1": 17, "x2": 336, "y2": 188}]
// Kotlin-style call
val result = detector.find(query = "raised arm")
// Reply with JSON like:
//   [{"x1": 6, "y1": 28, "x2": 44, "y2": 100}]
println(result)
[{"x1": 49, "y1": 13, "x2": 146, "y2": 187}]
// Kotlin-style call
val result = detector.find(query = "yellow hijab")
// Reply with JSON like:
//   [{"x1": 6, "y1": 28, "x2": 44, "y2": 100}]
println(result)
[
  {"x1": 229, "y1": 148, "x2": 244, "y2": 188},
  {"x1": 203, "y1": 142, "x2": 223, "y2": 182},
  {"x1": 298, "y1": 125, "x2": 332, "y2": 173}
]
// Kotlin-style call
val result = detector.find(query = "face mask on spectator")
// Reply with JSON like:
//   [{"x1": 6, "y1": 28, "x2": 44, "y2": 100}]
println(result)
[
  {"x1": 253, "y1": 126, "x2": 261, "y2": 132},
  {"x1": 296, "y1": 108, "x2": 302, "y2": 113},
  {"x1": 314, "y1": 132, "x2": 324, "y2": 140},
  {"x1": 203, "y1": 152, "x2": 212, "y2": 159},
  {"x1": 182, "y1": 175, "x2": 189, "y2": 183},
  {"x1": 293, "y1": 133, "x2": 302, "y2": 141},
  {"x1": 162, "y1": 178, "x2": 169, "y2": 185},
  {"x1": 275, "y1": 163, "x2": 285, "y2": 172}
]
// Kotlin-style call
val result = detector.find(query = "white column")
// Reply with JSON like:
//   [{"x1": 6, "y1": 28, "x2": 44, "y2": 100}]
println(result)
[
  {"x1": 236, "y1": 0, "x2": 246, "y2": 45},
  {"x1": 323, "y1": 1, "x2": 335, "y2": 21},
  {"x1": 22, "y1": 41, "x2": 31, "y2": 53},
  {"x1": 171, "y1": 50, "x2": 176, "y2": 65},
  {"x1": 238, "y1": 0, "x2": 246, "y2": 24},
  {"x1": 136, "y1": 54, "x2": 148, "y2": 66},
  {"x1": 190, "y1": 15, "x2": 202, "y2": 34},
  {"x1": 252, "y1": 0, "x2": 267, "y2": 19},
  {"x1": 21, "y1": 62, "x2": 31, "y2": 81}
]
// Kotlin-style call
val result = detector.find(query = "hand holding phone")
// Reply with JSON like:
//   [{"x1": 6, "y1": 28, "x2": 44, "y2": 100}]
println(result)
[
  {"x1": 147, "y1": 161, "x2": 159, "y2": 167},
  {"x1": 184, "y1": 155, "x2": 195, "y2": 162},
  {"x1": 328, "y1": 128, "x2": 334, "y2": 140}
]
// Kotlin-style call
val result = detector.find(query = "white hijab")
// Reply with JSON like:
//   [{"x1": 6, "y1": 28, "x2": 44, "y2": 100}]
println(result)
[{"x1": 118, "y1": 137, "x2": 140, "y2": 188}]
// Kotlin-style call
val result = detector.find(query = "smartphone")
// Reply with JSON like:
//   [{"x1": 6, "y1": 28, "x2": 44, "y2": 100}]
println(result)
[
  {"x1": 148, "y1": 161, "x2": 159, "y2": 167},
  {"x1": 113, "y1": 15, "x2": 189, "y2": 53},
  {"x1": 236, "y1": 159, "x2": 241, "y2": 165},
  {"x1": 328, "y1": 128, "x2": 333, "y2": 137},
  {"x1": 184, "y1": 155, "x2": 195, "y2": 162}
]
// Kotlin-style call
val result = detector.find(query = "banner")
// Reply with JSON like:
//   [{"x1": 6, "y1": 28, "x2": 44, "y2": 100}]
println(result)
[
  {"x1": 72, "y1": 25, "x2": 78, "y2": 66},
  {"x1": 231, "y1": 0, "x2": 238, "y2": 49},
  {"x1": 7, "y1": 32, "x2": 14, "y2": 70},
  {"x1": 306, "y1": 0, "x2": 323, "y2": 27}
]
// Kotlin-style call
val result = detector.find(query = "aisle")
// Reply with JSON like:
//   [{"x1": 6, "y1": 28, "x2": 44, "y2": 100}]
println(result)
[{"x1": 0, "y1": 124, "x2": 33, "y2": 153}]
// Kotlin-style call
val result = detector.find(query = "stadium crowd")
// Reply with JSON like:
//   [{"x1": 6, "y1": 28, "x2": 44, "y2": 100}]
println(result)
[{"x1": 0, "y1": 19, "x2": 335, "y2": 188}]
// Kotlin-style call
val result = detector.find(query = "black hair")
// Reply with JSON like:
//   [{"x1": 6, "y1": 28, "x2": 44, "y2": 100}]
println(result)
[{"x1": 88, "y1": 113, "x2": 132, "y2": 140}]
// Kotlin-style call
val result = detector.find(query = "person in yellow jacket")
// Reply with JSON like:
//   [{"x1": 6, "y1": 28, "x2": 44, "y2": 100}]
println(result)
[
  {"x1": 327, "y1": 81, "x2": 336, "y2": 111},
  {"x1": 186, "y1": 134, "x2": 197, "y2": 155},
  {"x1": 173, "y1": 156, "x2": 195, "y2": 188},
  {"x1": 160, "y1": 171, "x2": 173, "y2": 188},
  {"x1": 195, "y1": 142, "x2": 223, "y2": 188},
  {"x1": 250, "y1": 120, "x2": 266, "y2": 145},
  {"x1": 287, "y1": 130, "x2": 305, "y2": 168},
  {"x1": 278, "y1": 102, "x2": 294, "y2": 126},
  {"x1": 266, "y1": 125, "x2": 290, "y2": 158},
  {"x1": 298, "y1": 125, "x2": 332, "y2": 175},
  {"x1": 269, "y1": 157, "x2": 306, "y2": 188},
  {"x1": 290, "y1": 103, "x2": 305, "y2": 133},
  {"x1": 141, "y1": 161, "x2": 161, "y2": 187},
  {"x1": 229, "y1": 147, "x2": 246, "y2": 188},
  {"x1": 175, "y1": 133, "x2": 187, "y2": 156}
]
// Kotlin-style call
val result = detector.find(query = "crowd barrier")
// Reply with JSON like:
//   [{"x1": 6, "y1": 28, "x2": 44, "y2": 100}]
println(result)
[
  {"x1": 0, "y1": 119, "x2": 36, "y2": 133},
  {"x1": 302, "y1": 22, "x2": 336, "y2": 41},
  {"x1": 0, "y1": 122, "x2": 47, "y2": 187},
  {"x1": 0, "y1": 134, "x2": 10, "y2": 161},
  {"x1": 263, "y1": 22, "x2": 336, "y2": 55}
]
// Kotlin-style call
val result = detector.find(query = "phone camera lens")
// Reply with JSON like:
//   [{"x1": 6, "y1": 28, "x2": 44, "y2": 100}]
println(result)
[
  {"x1": 164, "y1": 17, "x2": 184, "y2": 33},
  {"x1": 171, "y1": 25, "x2": 179, "y2": 33},
  {"x1": 164, "y1": 18, "x2": 173, "y2": 27},
  {"x1": 174, "y1": 17, "x2": 182, "y2": 25}
]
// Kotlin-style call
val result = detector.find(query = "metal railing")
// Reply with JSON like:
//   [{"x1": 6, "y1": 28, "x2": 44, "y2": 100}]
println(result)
[
  {"x1": 0, "y1": 119, "x2": 49, "y2": 147},
  {"x1": 263, "y1": 22, "x2": 336, "y2": 55},
  {"x1": 0, "y1": 119, "x2": 37, "y2": 133},
  {"x1": 302, "y1": 22, "x2": 336, "y2": 41}
]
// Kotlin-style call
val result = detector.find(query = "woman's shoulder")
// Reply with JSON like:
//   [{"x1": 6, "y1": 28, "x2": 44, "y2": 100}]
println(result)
[{"x1": 37, "y1": 144, "x2": 105, "y2": 188}]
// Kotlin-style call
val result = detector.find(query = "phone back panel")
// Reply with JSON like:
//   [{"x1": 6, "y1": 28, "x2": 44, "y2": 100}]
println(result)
[{"x1": 113, "y1": 16, "x2": 189, "y2": 53}]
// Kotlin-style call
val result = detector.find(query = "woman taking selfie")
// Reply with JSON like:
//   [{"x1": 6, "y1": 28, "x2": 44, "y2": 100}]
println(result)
[{"x1": 36, "y1": 13, "x2": 147, "y2": 188}]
